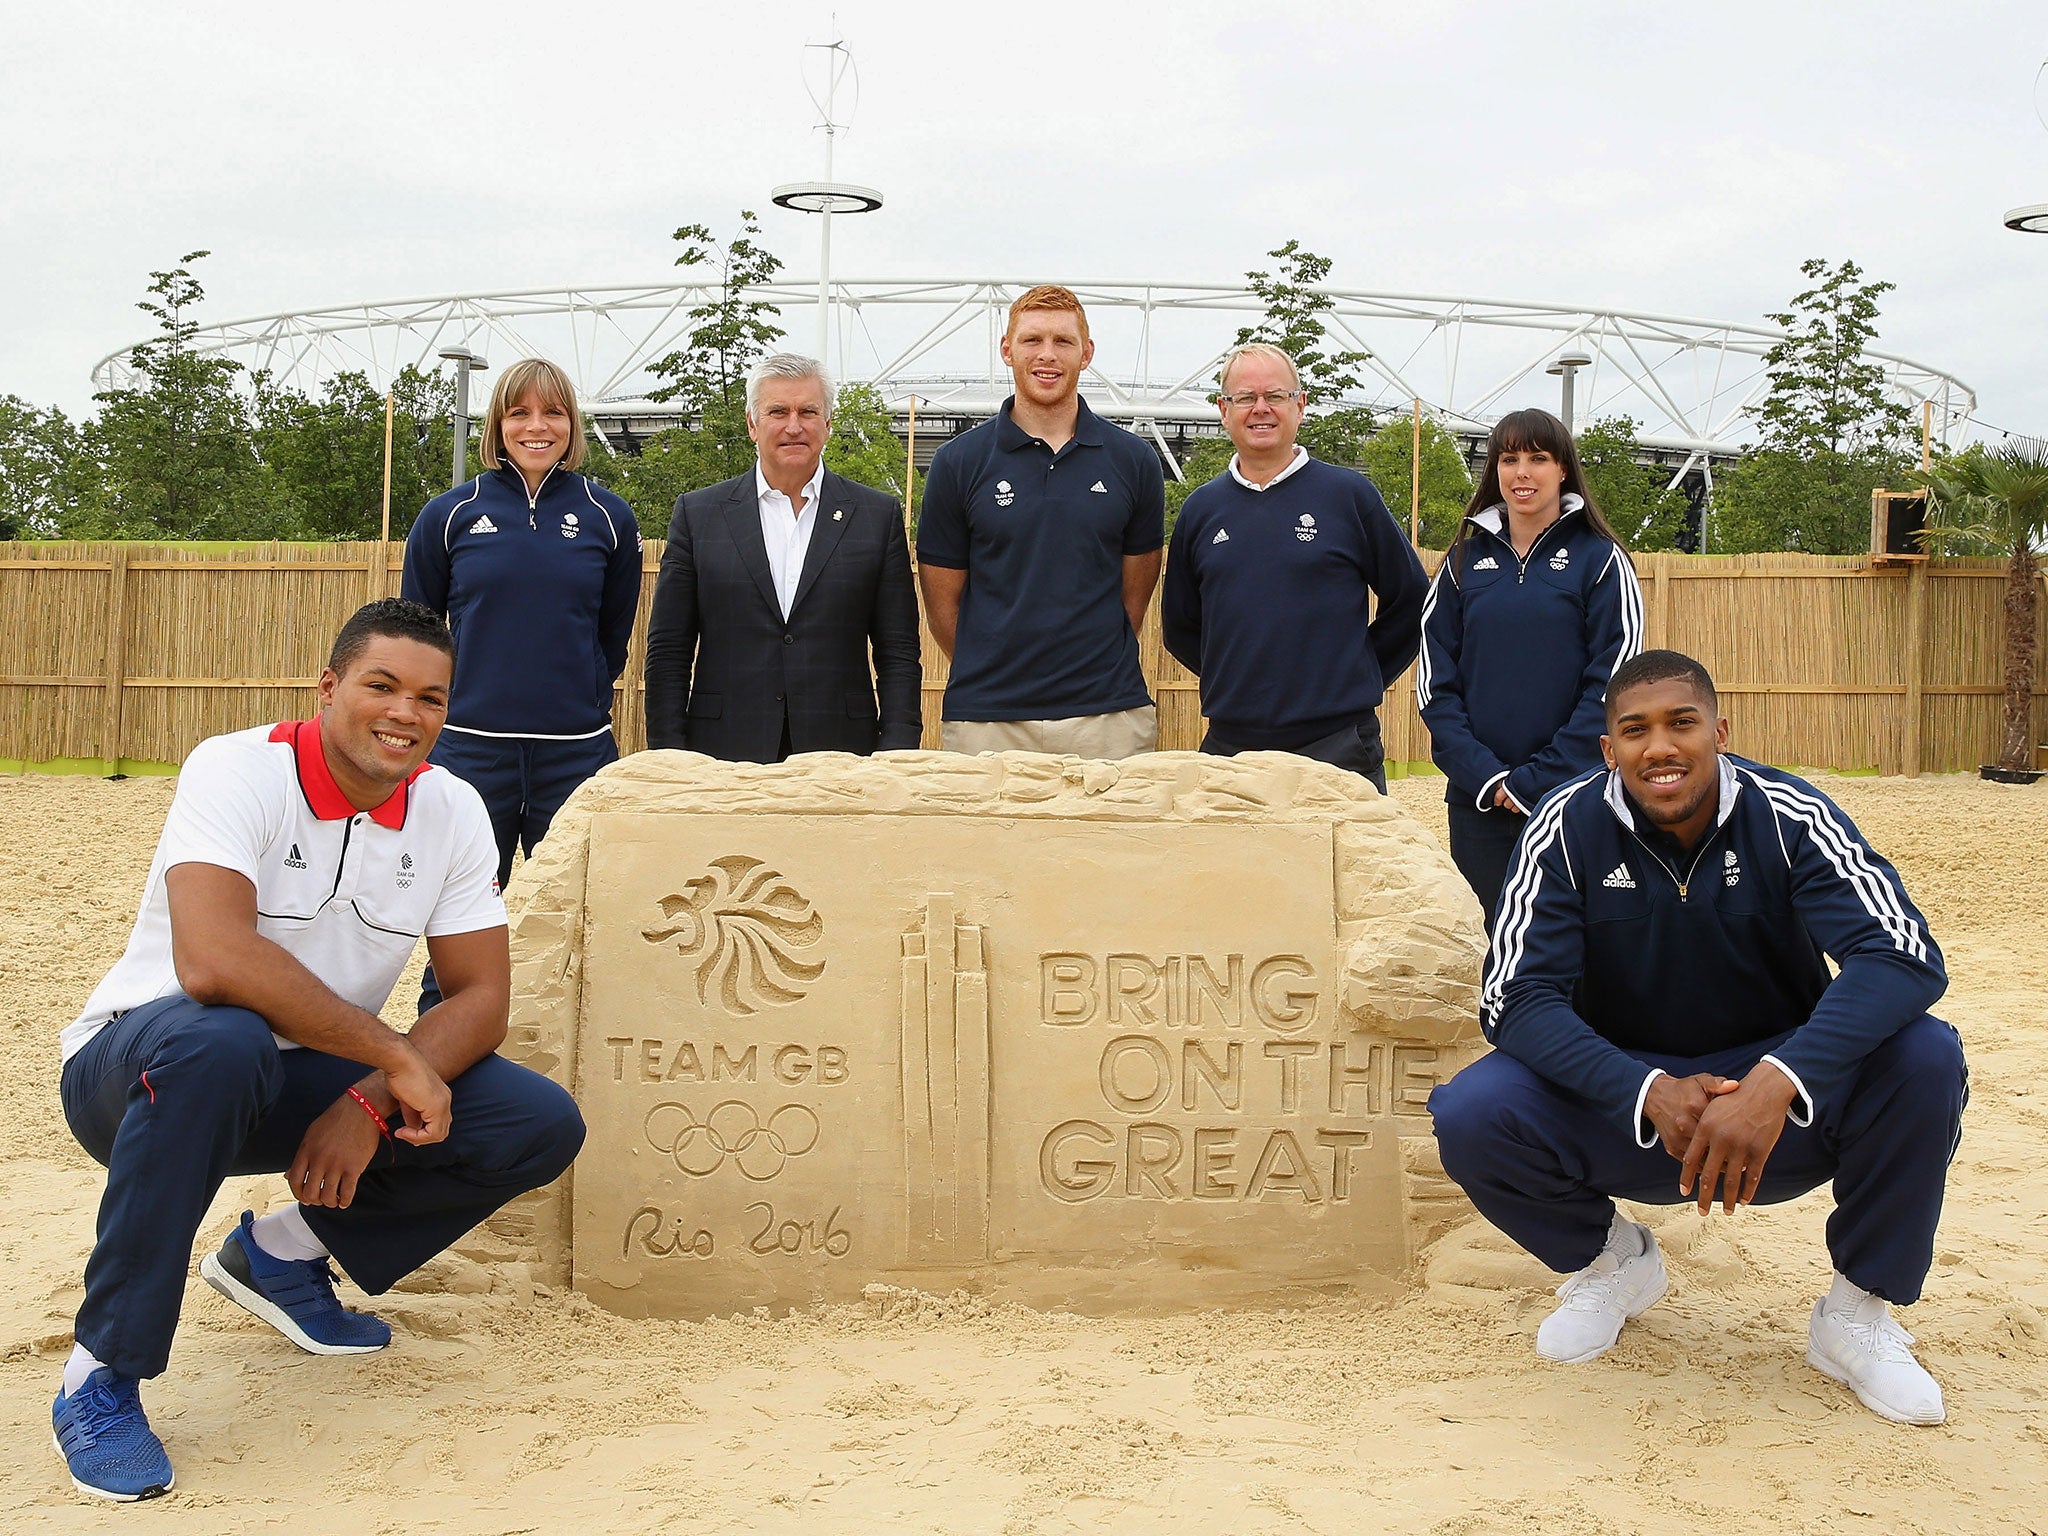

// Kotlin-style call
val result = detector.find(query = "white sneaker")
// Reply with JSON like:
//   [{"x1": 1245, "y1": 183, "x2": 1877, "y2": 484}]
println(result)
[
  {"x1": 1806, "y1": 1294, "x2": 1946, "y2": 1425},
  {"x1": 1535, "y1": 1221, "x2": 1668, "y2": 1363}
]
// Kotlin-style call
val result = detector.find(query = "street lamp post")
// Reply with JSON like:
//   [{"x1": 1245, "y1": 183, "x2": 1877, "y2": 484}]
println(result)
[
  {"x1": 1546, "y1": 349, "x2": 1593, "y2": 430},
  {"x1": 771, "y1": 35, "x2": 882, "y2": 370},
  {"x1": 437, "y1": 347, "x2": 488, "y2": 489}
]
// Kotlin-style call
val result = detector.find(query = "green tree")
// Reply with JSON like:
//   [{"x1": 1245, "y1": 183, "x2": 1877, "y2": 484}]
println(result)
[
  {"x1": 1298, "y1": 407, "x2": 1381, "y2": 472},
  {"x1": 1576, "y1": 416, "x2": 1691, "y2": 551},
  {"x1": 1707, "y1": 448, "x2": 1890, "y2": 554},
  {"x1": 647, "y1": 212, "x2": 786, "y2": 485},
  {"x1": 247, "y1": 364, "x2": 455, "y2": 540},
  {"x1": 387, "y1": 364, "x2": 461, "y2": 534},
  {"x1": 1707, "y1": 258, "x2": 1913, "y2": 554},
  {"x1": 1233, "y1": 240, "x2": 1369, "y2": 406},
  {"x1": 1163, "y1": 435, "x2": 1235, "y2": 531},
  {"x1": 83, "y1": 251, "x2": 266, "y2": 538},
  {"x1": 1756, "y1": 258, "x2": 1913, "y2": 459},
  {"x1": 1357, "y1": 415, "x2": 1472, "y2": 548},
  {"x1": 581, "y1": 428, "x2": 713, "y2": 538},
  {"x1": 826, "y1": 383, "x2": 918, "y2": 507},
  {"x1": 0, "y1": 395, "x2": 95, "y2": 538},
  {"x1": 1913, "y1": 440, "x2": 2048, "y2": 770},
  {"x1": 251, "y1": 370, "x2": 386, "y2": 539}
]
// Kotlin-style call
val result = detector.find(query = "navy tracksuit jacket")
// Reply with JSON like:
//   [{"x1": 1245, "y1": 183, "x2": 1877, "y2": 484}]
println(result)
[
  {"x1": 1484, "y1": 755, "x2": 1947, "y2": 1132},
  {"x1": 402, "y1": 466, "x2": 642, "y2": 739},
  {"x1": 1416, "y1": 500, "x2": 1644, "y2": 812}
]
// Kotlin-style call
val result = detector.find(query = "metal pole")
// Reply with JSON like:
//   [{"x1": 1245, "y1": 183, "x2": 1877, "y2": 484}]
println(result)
[
  {"x1": 1410, "y1": 397, "x2": 1422, "y2": 546},
  {"x1": 1559, "y1": 367, "x2": 1576, "y2": 431},
  {"x1": 450, "y1": 356, "x2": 472, "y2": 489},
  {"x1": 818, "y1": 208, "x2": 833, "y2": 365},
  {"x1": 904, "y1": 394, "x2": 918, "y2": 542},
  {"x1": 816, "y1": 49, "x2": 837, "y2": 365},
  {"x1": 1700, "y1": 461, "x2": 1713, "y2": 555}
]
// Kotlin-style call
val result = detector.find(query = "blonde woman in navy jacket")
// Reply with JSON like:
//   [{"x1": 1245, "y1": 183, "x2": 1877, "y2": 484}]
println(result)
[
  {"x1": 403, "y1": 359, "x2": 641, "y2": 1008},
  {"x1": 1417, "y1": 409, "x2": 1644, "y2": 929}
]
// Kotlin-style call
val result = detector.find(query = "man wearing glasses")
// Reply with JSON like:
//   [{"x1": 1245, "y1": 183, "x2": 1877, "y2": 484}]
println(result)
[{"x1": 1161, "y1": 343, "x2": 1426, "y2": 790}]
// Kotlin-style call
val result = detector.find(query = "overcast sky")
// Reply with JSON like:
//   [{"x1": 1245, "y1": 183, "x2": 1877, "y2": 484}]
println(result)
[{"x1": 5, "y1": 0, "x2": 2045, "y2": 439}]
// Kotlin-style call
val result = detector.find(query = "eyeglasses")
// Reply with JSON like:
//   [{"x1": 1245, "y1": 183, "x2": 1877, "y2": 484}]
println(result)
[{"x1": 1221, "y1": 389, "x2": 1302, "y2": 409}]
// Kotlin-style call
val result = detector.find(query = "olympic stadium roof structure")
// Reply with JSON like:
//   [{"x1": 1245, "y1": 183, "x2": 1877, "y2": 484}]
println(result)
[{"x1": 92, "y1": 276, "x2": 1976, "y2": 491}]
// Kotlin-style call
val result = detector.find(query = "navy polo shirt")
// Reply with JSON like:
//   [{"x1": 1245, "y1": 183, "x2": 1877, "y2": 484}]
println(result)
[{"x1": 917, "y1": 396, "x2": 1165, "y2": 722}]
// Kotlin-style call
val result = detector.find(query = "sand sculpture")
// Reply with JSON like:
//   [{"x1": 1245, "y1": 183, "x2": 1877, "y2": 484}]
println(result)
[{"x1": 489, "y1": 750, "x2": 1487, "y2": 1317}]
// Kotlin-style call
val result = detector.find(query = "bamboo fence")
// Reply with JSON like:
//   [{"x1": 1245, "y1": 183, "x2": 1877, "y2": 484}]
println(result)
[{"x1": 2, "y1": 542, "x2": 2043, "y2": 776}]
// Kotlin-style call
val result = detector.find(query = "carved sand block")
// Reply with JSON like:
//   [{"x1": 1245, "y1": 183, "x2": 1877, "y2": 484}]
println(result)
[{"x1": 496, "y1": 750, "x2": 1487, "y2": 1317}]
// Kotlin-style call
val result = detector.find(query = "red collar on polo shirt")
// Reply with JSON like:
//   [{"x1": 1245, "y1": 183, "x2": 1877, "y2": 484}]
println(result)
[{"x1": 268, "y1": 720, "x2": 432, "y2": 830}]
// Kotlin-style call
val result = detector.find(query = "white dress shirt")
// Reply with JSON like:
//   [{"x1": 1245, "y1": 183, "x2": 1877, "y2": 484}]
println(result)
[{"x1": 756, "y1": 460, "x2": 825, "y2": 618}]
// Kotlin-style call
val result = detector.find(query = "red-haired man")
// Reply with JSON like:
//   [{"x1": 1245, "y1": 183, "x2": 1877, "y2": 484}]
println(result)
[{"x1": 916, "y1": 285, "x2": 1165, "y2": 758}]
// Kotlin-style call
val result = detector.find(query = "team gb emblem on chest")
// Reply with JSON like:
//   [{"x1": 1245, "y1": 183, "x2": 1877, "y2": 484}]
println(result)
[
  {"x1": 1296, "y1": 513, "x2": 1317, "y2": 542},
  {"x1": 561, "y1": 512, "x2": 580, "y2": 539}
]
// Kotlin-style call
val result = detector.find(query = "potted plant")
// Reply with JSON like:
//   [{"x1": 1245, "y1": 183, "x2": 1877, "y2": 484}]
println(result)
[{"x1": 1916, "y1": 439, "x2": 2048, "y2": 784}]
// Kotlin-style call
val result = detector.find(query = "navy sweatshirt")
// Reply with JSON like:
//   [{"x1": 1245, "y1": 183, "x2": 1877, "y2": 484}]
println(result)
[
  {"x1": 1483, "y1": 755, "x2": 1947, "y2": 1138},
  {"x1": 1161, "y1": 457, "x2": 1427, "y2": 747},
  {"x1": 1416, "y1": 498, "x2": 1644, "y2": 811},
  {"x1": 402, "y1": 466, "x2": 642, "y2": 738}
]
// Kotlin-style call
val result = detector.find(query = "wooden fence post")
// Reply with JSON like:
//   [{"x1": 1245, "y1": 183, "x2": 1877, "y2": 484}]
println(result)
[
  {"x1": 617, "y1": 553, "x2": 655, "y2": 755},
  {"x1": 101, "y1": 548, "x2": 130, "y2": 772},
  {"x1": 370, "y1": 393, "x2": 397, "y2": 607},
  {"x1": 1903, "y1": 561, "x2": 1927, "y2": 777},
  {"x1": 1650, "y1": 553, "x2": 1672, "y2": 649}
]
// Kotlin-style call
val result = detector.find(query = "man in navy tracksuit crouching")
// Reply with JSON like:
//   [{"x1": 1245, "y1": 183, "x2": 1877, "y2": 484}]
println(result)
[{"x1": 1429, "y1": 649, "x2": 1966, "y2": 1424}]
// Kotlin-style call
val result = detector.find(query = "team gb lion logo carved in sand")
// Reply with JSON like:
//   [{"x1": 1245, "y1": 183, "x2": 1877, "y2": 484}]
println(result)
[{"x1": 641, "y1": 855, "x2": 826, "y2": 1014}]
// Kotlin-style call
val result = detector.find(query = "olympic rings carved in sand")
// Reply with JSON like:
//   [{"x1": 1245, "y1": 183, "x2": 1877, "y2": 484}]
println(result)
[{"x1": 643, "y1": 1099, "x2": 821, "y2": 1180}]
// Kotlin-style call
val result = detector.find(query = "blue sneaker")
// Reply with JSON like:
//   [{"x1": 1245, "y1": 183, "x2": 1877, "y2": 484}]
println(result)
[
  {"x1": 52, "y1": 1368, "x2": 174, "y2": 1501},
  {"x1": 199, "y1": 1211, "x2": 391, "y2": 1355}
]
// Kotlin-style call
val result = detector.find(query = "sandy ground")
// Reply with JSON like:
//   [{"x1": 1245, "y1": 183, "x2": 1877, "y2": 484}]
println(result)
[{"x1": 1, "y1": 769, "x2": 2044, "y2": 1535}]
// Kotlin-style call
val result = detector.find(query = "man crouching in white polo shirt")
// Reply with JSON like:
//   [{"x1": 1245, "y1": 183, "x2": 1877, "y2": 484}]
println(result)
[{"x1": 51, "y1": 598, "x2": 585, "y2": 1502}]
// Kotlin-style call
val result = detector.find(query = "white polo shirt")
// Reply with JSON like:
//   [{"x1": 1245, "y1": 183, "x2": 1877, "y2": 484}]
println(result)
[{"x1": 62, "y1": 720, "x2": 507, "y2": 1062}]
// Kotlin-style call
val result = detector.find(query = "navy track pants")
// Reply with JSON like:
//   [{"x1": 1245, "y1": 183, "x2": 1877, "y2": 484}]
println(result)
[
  {"x1": 416, "y1": 728, "x2": 615, "y2": 1014},
  {"x1": 428, "y1": 728, "x2": 617, "y2": 893},
  {"x1": 61, "y1": 995, "x2": 585, "y2": 1380},
  {"x1": 1444, "y1": 797, "x2": 1527, "y2": 935},
  {"x1": 1201, "y1": 713, "x2": 1388, "y2": 794},
  {"x1": 1428, "y1": 1015, "x2": 1966, "y2": 1306}
]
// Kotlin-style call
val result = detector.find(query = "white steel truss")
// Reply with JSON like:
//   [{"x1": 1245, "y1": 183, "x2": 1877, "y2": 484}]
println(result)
[{"x1": 92, "y1": 276, "x2": 1975, "y2": 461}]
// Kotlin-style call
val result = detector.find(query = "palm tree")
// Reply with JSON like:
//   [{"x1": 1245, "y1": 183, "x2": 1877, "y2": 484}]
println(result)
[{"x1": 1918, "y1": 440, "x2": 2048, "y2": 772}]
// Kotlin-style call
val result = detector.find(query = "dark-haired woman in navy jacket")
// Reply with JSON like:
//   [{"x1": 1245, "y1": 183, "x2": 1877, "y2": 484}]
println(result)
[{"x1": 1417, "y1": 408, "x2": 1644, "y2": 929}]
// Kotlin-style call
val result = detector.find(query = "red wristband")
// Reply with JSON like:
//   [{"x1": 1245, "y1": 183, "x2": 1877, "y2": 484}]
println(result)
[{"x1": 346, "y1": 1085, "x2": 393, "y2": 1139}]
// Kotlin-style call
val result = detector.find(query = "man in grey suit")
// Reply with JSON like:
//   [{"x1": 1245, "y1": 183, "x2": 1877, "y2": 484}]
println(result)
[{"x1": 644, "y1": 355, "x2": 923, "y2": 761}]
